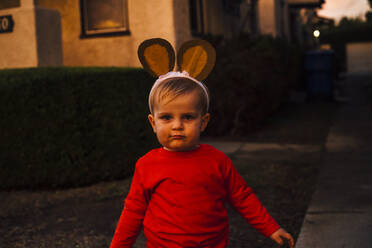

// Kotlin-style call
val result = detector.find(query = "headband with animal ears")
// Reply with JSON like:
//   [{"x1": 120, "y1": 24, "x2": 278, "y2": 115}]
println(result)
[{"x1": 137, "y1": 38, "x2": 216, "y2": 82}]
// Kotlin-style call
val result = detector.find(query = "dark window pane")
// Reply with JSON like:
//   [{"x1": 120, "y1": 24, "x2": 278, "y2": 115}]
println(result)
[
  {"x1": 189, "y1": 0, "x2": 197, "y2": 32},
  {"x1": 81, "y1": 0, "x2": 129, "y2": 36},
  {"x1": 189, "y1": 0, "x2": 204, "y2": 35},
  {"x1": 0, "y1": 0, "x2": 20, "y2": 10}
]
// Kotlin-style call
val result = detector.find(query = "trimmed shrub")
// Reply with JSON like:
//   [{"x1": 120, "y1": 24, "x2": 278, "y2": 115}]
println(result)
[
  {"x1": 204, "y1": 35, "x2": 302, "y2": 136},
  {"x1": 0, "y1": 67, "x2": 157, "y2": 189},
  {"x1": 0, "y1": 36, "x2": 302, "y2": 189}
]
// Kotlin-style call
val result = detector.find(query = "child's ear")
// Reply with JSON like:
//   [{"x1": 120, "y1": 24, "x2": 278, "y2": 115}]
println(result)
[
  {"x1": 148, "y1": 114, "x2": 157, "y2": 133},
  {"x1": 200, "y1": 113, "x2": 210, "y2": 132}
]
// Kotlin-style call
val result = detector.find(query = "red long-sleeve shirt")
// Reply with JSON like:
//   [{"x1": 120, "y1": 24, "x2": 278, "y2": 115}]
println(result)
[{"x1": 110, "y1": 144, "x2": 279, "y2": 247}]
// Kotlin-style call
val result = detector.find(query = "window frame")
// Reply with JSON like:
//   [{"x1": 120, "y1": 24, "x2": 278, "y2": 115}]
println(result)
[
  {"x1": 222, "y1": 0, "x2": 240, "y2": 17},
  {"x1": 0, "y1": 0, "x2": 20, "y2": 10},
  {"x1": 79, "y1": 0, "x2": 130, "y2": 38},
  {"x1": 189, "y1": 0, "x2": 205, "y2": 36}
]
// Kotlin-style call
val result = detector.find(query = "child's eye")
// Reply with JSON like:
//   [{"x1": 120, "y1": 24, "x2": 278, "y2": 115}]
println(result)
[
  {"x1": 160, "y1": 115, "x2": 172, "y2": 120},
  {"x1": 183, "y1": 114, "x2": 195, "y2": 120}
]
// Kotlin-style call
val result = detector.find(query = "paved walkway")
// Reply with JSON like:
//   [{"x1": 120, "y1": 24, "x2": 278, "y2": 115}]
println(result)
[
  {"x1": 207, "y1": 74, "x2": 372, "y2": 248},
  {"x1": 295, "y1": 74, "x2": 372, "y2": 247}
]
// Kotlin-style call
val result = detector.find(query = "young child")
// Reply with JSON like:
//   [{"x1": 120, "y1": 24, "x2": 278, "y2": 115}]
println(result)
[{"x1": 109, "y1": 70, "x2": 295, "y2": 248}]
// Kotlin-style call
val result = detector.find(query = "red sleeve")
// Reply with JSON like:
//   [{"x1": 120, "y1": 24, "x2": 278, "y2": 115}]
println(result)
[
  {"x1": 110, "y1": 162, "x2": 150, "y2": 248},
  {"x1": 224, "y1": 157, "x2": 280, "y2": 237}
]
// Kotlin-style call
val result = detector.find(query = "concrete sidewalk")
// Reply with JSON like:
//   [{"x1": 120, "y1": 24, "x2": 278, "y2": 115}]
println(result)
[{"x1": 295, "y1": 74, "x2": 372, "y2": 247}]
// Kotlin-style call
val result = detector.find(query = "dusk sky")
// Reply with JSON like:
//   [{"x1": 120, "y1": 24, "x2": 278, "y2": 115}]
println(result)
[{"x1": 318, "y1": 0, "x2": 371, "y2": 22}]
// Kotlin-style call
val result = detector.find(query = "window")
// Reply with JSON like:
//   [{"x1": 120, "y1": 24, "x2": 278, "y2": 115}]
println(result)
[
  {"x1": 80, "y1": 0, "x2": 129, "y2": 38},
  {"x1": 0, "y1": 0, "x2": 20, "y2": 10},
  {"x1": 239, "y1": 0, "x2": 259, "y2": 35},
  {"x1": 248, "y1": 0, "x2": 258, "y2": 35},
  {"x1": 189, "y1": 0, "x2": 204, "y2": 35},
  {"x1": 222, "y1": 0, "x2": 240, "y2": 17}
]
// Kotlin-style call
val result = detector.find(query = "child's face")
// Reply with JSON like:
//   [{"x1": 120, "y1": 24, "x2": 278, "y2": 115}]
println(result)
[{"x1": 148, "y1": 90, "x2": 210, "y2": 152}]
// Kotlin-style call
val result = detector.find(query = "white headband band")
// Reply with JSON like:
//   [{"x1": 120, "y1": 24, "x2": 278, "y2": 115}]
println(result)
[{"x1": 149, "y1": 71, "x2": 210, "y2": 112}]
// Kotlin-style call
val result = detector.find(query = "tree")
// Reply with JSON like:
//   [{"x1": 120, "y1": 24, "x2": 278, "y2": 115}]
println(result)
[{"x1": 338, "y1": 17, "x2": 364, "y2": 27}]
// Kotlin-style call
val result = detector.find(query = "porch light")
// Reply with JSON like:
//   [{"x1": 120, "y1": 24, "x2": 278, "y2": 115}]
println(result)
[{"x1": 313, "y1": 29, "x2": 320, "y2": 38}]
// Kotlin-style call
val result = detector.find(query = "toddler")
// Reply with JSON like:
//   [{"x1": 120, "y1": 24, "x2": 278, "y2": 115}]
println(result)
[{"x1": 110, "y1": 71, "x2": 294, "y2": 248}]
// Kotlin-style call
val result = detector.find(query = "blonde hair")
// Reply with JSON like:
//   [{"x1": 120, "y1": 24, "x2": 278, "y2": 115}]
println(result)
[{"x1": 149, "y1": 77, "x2": 209, "y2": 115}]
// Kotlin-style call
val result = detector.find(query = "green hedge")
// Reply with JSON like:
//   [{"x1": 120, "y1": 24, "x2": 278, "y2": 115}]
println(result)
[
  {"x1": 204, "y1": 35, "x2": 302, "y2": 136},
  {"x1": 0, "y1": 67, "x2": 157, "y2": 189},
  {"x1": 0, "y1": 36, "x2": 302, "y2": 189}
]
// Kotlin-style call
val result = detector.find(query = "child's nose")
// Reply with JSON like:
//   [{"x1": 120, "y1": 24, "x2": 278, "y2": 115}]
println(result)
[{"x1": 172, "y1": 118, "x2": 184, "y2": 130}]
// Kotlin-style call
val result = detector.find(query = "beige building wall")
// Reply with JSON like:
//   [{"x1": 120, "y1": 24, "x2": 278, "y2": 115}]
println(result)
[
  {"x1": 0, "y1": 0, "x2": 62, "y2": 68},
  {"x1": 2, "y1": 0, "x2": 286, "y2": 69},
  {"x1": 258, "y1": 0, "x2": 277, "y2": 36},
  {"x1": 0, "y1": 5, "x2": 38, "y2": 68},
  {"x1": 258, "y1": 0, "x2": 290, "y2": 39},
  {"x1": 173, "y1": 0, "x2": 193, "y2": 51},
  {"x1": 38, "y1": 0, "x2": 179, "y2": 67}
]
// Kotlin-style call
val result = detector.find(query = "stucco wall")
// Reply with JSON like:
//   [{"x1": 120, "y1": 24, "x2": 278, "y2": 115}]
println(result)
[
  {"x1": 0, "y1": 6, "x2": 38, "y2": 68},
  {"x1": 258, "y1": 0, "x2": 290, "y2": 39},
  {"x1": 0, "y1": 0, "x2": 62, "y2": 69},
  {"x1": 258, "y1": 0, "x2": 276, "y2": 36},
  {"x1": 38, "y1": 0, "x2": 178, "y2": 67},
  {"x1": 347, "y1": 42, "x2": 372, "y2": 74},
  {"x1": 173, "y1": 0, "x2": 193, "y2": 51},
  {"x1": 1, "y1": 0, "x2": 252, "y2": 68}
]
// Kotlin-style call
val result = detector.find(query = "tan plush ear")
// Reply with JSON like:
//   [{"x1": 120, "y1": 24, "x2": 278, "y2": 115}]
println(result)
[
  {"x1": 138, "y1": 38, "x2": 175, "y2": 77},
  {"x1": 177, "y1": 40, "x2": 216, "y2": 81}
]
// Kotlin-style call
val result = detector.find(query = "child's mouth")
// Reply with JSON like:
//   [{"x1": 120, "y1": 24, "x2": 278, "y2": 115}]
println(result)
[{"x1": 171, "y1": 135, "x2": 185, "y2": 140}]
